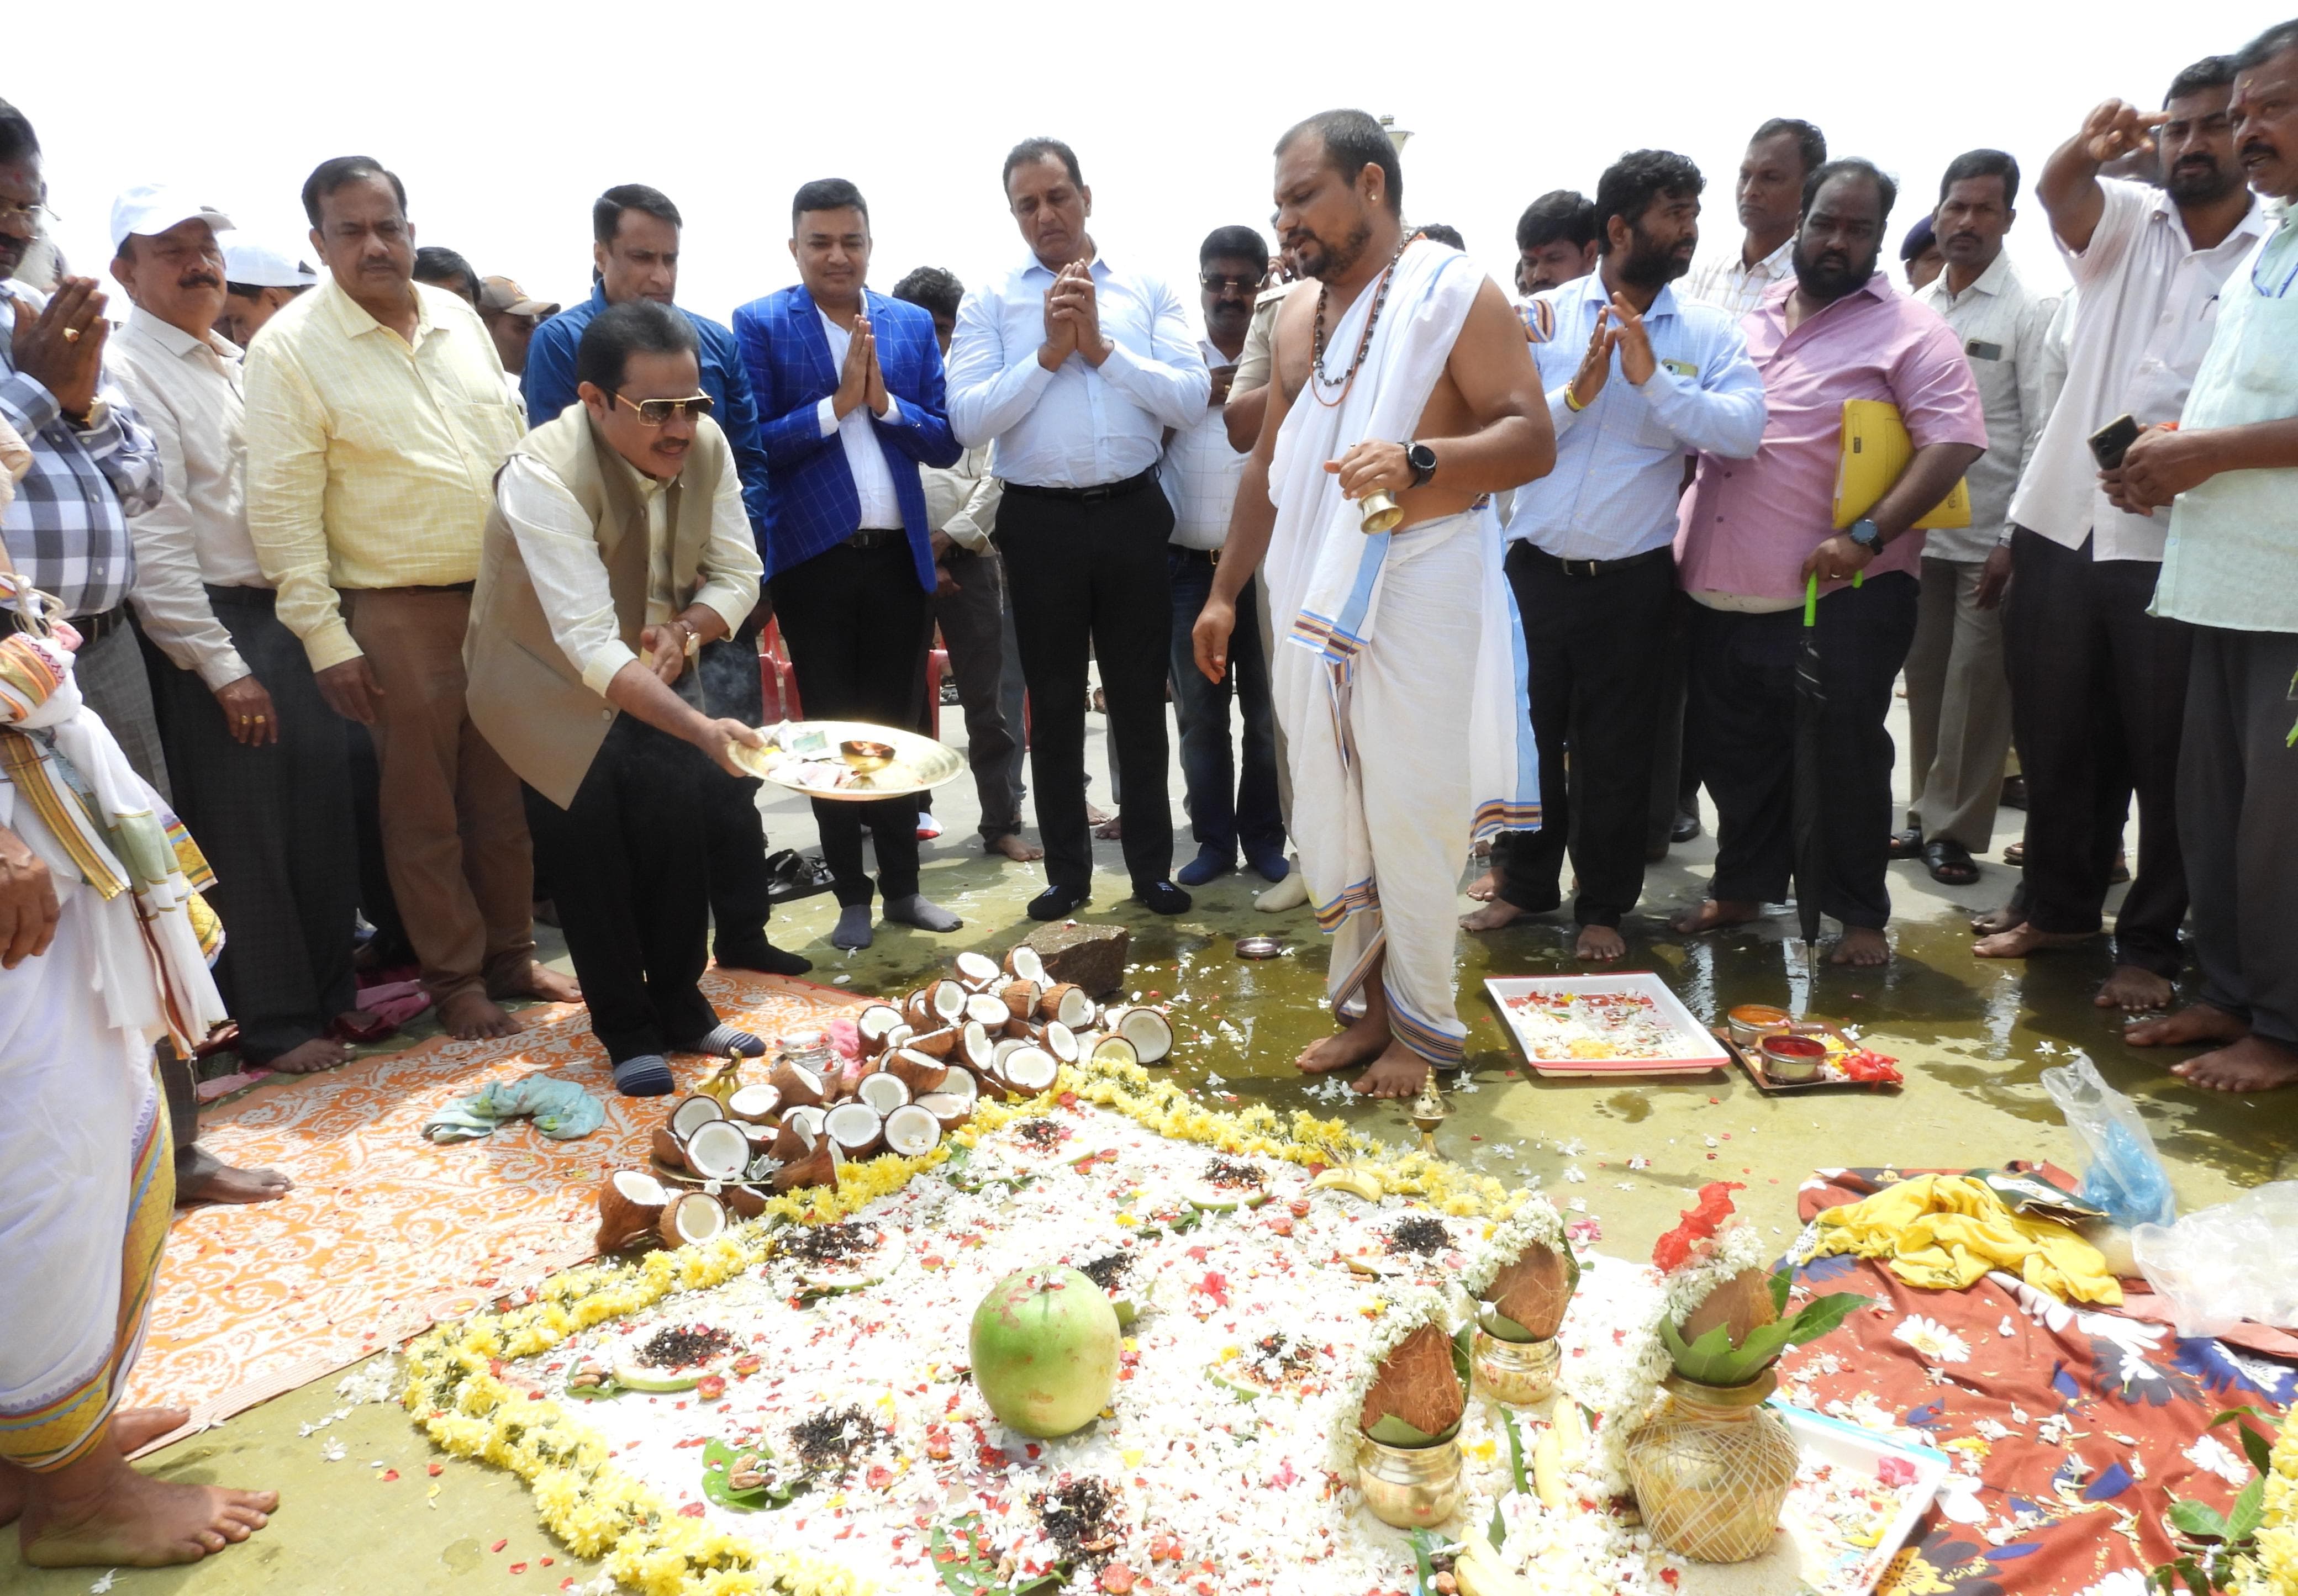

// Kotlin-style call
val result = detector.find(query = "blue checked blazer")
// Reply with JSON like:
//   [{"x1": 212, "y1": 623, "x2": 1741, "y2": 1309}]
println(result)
[{"x1": 731, "y1": 286, "x2": 960, "y2": 589}]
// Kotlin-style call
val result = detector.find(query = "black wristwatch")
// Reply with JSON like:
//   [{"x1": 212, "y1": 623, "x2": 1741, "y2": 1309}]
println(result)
[
  {"x1": 1404, "y1": 441, "x2": 1438, "y2": 488},
  {"x1": 1847, "y1": 517, "x2": 1885, "y2": 553}
]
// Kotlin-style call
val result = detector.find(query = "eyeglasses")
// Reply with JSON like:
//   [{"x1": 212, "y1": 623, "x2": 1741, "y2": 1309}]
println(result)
[
  {"x1": 613, "y1": 391, "x2": 714, "y2": 426},
  {"x1": 1200, "y1": 273, "x2": 1259, "y2": 292},
  {"x1": 0, "y1": 199, "x2": 55, "y2": 231}
]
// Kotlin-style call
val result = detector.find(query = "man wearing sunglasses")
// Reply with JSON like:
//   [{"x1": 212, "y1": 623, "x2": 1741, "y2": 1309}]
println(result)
[{"x1": 467, "y1": 301, "x2": 768, "y2": 1097}]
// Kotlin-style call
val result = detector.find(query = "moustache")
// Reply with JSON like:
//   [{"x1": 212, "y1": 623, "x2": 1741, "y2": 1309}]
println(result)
[
  {"x1": 179, "y1": 272, "x2": 221, "y2": 289},
  {"x1": 2243, "y1": 138, "x2": 2276, "y2": 162}
]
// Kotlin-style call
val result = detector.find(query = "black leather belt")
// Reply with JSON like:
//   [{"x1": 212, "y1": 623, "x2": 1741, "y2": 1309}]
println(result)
[
  {"x1": 1171, "y1": 546, "x2": 1220, "y2": 564},
  {"x1": 1520, "y1": 543, "x2": 1674, "y2": 578},
  {"x1": 845, "y1": 528, "x2": 905, "y2": 549},
  {"x1": 1005, "y1": 468, "x2": 1158, "y2": 504},
  {"x1": 71, "y1": 604, "x2": 128, "y2": 643}
]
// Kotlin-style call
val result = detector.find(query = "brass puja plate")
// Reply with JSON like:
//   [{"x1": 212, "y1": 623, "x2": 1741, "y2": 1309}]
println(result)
[
  {"x1": 731, "y1": 720, "x2": 968, "y2": 802},
  {"x1": 1234, "y1": 936, "x2": 1285, "y2": 960}
]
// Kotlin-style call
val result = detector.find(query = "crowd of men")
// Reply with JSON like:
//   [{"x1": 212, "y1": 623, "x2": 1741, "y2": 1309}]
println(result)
[{"x1": 3, "y1": 23, "x2": 2297, "y2": 1565}]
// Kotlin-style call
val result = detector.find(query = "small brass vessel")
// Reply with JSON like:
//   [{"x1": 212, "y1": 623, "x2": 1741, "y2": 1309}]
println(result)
[
  {"x1": 839, "y1": 739, "x2": 897, "y2": 774},
  {"x1": 1625, "y1": 1370, "x2": 1799, "y2": 1563},
  {"x1": 1409, "y1": 1078, "x2": 1449, "y2": 1159},
  {"x1": 1359, "y1": 489, "x2": 1404, "y2": 533},
  {"x1": 1471, "y1": 1328, "x2": 1561, "y2": 1405},
  {"x1": 1356, "y1": 1431, "x2": 1463, "y2": 1528}
]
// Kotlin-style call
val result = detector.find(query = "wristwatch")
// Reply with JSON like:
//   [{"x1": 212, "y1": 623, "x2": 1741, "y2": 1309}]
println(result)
[
  {"x1": 1847, "y1": 517, "x2": 1885, "y2": 553},
  {"x1": 1404, "y1": 441, "x2": 1438, "y2": 488}
]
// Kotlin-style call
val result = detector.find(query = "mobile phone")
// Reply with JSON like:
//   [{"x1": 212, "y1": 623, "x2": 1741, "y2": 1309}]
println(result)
[{"x1": 2090, "y1": 413, "x2": 2142, "y2": 470}]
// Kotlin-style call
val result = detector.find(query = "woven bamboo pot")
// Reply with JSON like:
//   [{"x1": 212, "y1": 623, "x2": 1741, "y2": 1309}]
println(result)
[{"x1": 1625, "y1": 1370, "x2": 1798, "y2": 1562}]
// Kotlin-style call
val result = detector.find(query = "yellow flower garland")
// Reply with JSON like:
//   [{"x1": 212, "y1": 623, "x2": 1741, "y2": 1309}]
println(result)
[
  {"x1": 2234, "y1": 1404, "x2": 2298, "y2": 1596},
  {"x1": 400, "y1": 1055, "x2": 1533, "y2": 1594}
]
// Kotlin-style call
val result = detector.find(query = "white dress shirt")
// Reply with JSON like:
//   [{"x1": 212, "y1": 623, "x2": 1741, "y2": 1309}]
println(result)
[
  {"x1": 110, "y1": 307, "x2": 267, "y2": 690},
  {"x1": 2007, "y1": 178, "x2": 2272, "y2": 562},
  {"x1": 920, "y1": 444, "x2": 1002, "y2": 554},
  {"x1": 496, "y1": 448, "x2": 762, "y2": 697},
  {"x1": 812, "y1": 309, "x2": 905, "y2": 530},
  {"x1": 1914, "y1": 253, "x2": 2059, "y2": 561},
  {"x1": 1684, "y1": 236, "x2": 1798, "y2": 318},
  {"x1": 947, "y1": 251, "x2": 1210, "y2": 488},
  {"x1": 1159, "y1": 337, "x2": 1248, "y2": 550}
]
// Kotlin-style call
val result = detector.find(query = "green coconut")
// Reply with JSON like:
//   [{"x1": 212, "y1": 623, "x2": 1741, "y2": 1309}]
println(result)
[{"x1": 968, "y1": 1267, "x2": 1121, "y2": 1439}]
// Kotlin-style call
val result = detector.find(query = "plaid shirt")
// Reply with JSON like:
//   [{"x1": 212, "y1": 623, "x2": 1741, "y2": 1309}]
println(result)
[{"x1": 0, "y1": 282, "x2": 163, "y2": 616}]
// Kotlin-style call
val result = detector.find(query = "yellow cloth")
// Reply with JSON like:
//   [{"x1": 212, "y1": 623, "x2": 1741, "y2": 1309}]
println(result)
[
  {"x1": 1811, "y1": 1173, "x2": 2122, "y2": 1305},
  {"x1": 242, "y1": 277, "x2": 524, "y2": 673}
]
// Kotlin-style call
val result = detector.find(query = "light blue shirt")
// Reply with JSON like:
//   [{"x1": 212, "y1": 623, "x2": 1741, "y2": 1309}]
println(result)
[
  {"x1": 1505, "y1": 269, "x2": 1766, "y2": 560},
  {"x1": 947, "y1": 252, "x2": 1210, "y2": 489}
]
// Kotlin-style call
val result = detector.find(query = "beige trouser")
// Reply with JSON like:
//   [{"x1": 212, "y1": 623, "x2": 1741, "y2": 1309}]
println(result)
[
  {"x1": 1904, "y1": 556, "x2": 2013, "y2": 852},
  {"x1": 345, "y1": 587, "x2": 535, "y2": 1004}
]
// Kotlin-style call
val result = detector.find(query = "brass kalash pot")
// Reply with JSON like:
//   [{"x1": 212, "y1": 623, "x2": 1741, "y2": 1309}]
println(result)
[
  {"x1": 1356, "y1": 1432, "x2": 1464, "y2": 1529},
  {"x1": 1625, "y1": 1368, "x2": 1799, "y2": 1562}
]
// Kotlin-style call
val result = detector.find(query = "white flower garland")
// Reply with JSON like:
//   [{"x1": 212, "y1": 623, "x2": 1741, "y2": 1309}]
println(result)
[{"x1": 1457, "y1": 1194, "x2": 1569, "y2": 1303}]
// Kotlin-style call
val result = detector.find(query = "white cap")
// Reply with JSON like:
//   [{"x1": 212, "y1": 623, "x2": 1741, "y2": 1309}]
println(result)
[
  {"x1": 108, "y1": 184, "x2": 234, "y2": 251},
  {"x1": 223, "y1": 241, "x2": 318, "y2": 289}
]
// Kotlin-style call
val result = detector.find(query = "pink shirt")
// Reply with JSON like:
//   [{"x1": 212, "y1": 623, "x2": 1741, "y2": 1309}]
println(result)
[{"x1": 1675, "y1": 273, "x2": 1987, "y2": 601}]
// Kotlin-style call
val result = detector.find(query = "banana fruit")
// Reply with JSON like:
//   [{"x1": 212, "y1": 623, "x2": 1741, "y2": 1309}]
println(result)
[
  {"x1": 1531, "y1": 1401, "x2": 1588, "y2": 1510},
  {"x1": 1310, "y1": 1166, "x2": 1384, "y2": 1201},
  {"x1": 1453, "y1": 1538, "x2": 1541, "y2": 1596}
]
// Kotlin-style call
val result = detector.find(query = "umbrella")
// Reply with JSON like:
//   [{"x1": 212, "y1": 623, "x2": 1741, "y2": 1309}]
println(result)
[{"x1": 1792, "y1": 572, "x2": 1859, "y2": 990}]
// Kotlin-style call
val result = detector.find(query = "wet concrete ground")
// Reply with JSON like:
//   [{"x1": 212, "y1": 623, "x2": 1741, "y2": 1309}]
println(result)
[{"x1": 10, "y1": 690, "x2": 2289, "y2": 1592}]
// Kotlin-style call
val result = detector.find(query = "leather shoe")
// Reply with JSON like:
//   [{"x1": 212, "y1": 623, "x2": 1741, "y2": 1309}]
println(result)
[
  {"x1": 1670, "y1": 810, "x2": 1701, "y2": 844},
  {"x1": 1176, "y1": 850, "x2": 1234, "y2": 887},
  {"x1": 1027, "y1": 884, "x2": 1090, "y2": 922},
  {"x1": 1133, "y1": 879, "x2": 1192, "y2": 915}
]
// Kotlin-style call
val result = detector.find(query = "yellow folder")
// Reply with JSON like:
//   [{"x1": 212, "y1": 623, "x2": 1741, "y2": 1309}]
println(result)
[{"x1": 1832, "y1": 399, "x2": 1972, "y2": 531}]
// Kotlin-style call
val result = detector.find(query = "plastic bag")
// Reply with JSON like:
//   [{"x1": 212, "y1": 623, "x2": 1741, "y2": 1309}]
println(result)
[
  {"x1": 2039, "y1": 1057, "x2": 2177, "y2": 1230},
  {"x1": 2132, "y1": 1182, "x2": 2298, "y2": 1337}
]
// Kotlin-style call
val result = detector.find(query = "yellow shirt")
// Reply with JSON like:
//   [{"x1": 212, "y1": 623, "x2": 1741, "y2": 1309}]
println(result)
[{"x1": 242, "y1": 277, "x2": 525, "y2": 672}]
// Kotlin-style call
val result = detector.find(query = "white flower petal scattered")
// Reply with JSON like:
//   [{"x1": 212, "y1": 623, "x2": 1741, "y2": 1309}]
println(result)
[{"x1": 1890, "y1": 1314, "x2": 1972, "y2": 1365}]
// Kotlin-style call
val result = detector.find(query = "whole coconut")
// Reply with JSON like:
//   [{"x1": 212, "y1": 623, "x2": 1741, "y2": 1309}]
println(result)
[{"x1": 969, "y1": 1267, "x2": 1121, "y2": 1439}]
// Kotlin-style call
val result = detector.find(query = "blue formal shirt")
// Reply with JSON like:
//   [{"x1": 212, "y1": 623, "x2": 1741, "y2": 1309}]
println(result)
[
  {"x1": 947, "y1": 251, "x2": 1209, "y2": 488},
  {"x1": 522, "y1": 284, "x2": 774, "y2": 549},
  {"x1": 1505, "y1": 270, "x2": 1766, "y2": 561}
]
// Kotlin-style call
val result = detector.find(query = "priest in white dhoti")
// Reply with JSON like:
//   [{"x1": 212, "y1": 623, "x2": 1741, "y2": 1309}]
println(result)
[{"x1": 1192, "y1": 109, "x2": 1554, "y2": 1096}]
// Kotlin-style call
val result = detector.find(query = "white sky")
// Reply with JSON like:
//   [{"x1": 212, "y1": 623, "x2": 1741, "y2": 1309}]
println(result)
[{"x1": 18, "y1": 1, "x2": 2291, "y2": 330}]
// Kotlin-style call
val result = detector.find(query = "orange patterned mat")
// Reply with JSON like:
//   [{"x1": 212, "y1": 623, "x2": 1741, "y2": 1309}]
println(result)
[{"x1": 129, "y1": 970, "x2": 860, "y2": 1435}]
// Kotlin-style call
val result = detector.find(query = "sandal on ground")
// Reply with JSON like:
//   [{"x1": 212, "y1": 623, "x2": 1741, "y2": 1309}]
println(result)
[
  {"x1": 1888, "y1": 826, "x2": 1924, "y2": 860},
  {"x1": 2002, "y1": 841, "x2": 2025, "y2": 866},
  {"x1": 764, "y1": 848, "x2": 837, "y2": 905},
  {"x1": 1923, "y1": 839, "x2": 1980, "y2": 886}
]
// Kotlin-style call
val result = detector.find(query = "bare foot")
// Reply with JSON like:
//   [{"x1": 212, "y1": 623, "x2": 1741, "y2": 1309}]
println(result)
[
  {"x1": 1575, "y1": 924, "x2": 1626, "y2": 961},
  {"x1": 1085, "y1": 801, "x2": 1114, "y2": 827},
  {"x1": 1351, "y1": 1038, "x2": 1431, "y2": 1099},
  {"x1": 178, "y1": 1160, "x2": 292, "y2": 1206},
  {"x1": 1093, "y1": 813, "x2": 1124, "y2": 842},
  {"x1": 1970, "y1": 904, "x2": 2024, "y2": 936},
  {"x1": 1, "y1": 1412, "x2": 188, "y2": 1527},
  {"x1": 492, "y1": 962, "x2": 582, "y2": 1005},
  {"x1": 20, "y1": 1449, "x2": 276, "y2": 1568},
  {"x1": 262, "y1": 1035, "x2": 347, "y2": 1075},
  {"x1": 1670, "y1": 899, "x2": 1762, "y2": 937},
  {"x1": 1465, "y1": 868, "x2": 1499, "y2": 902},
  {"x1": 1829, "y1": 926, "x2": 1890, "y2": 966},
  {"x1": 437, "y1": 989, "x2": 519, "y2": 1040},
  {"x1": 989, "y1": 833, "x2": 1043, "y2": 863},
  {"x1": 2126, "y1": 1004, "x2": 2250, "y2": 1048},
  {"x1": 2174, "y1": 1035, "x2": 2298, "y2": 1093},
  {"x1": 1296, "y1": 1008, "x2": 1393, "y2": 1076},
  {"x1": 2095, "y1": 964, "x2": 2174, "y2": 1012},
  {"x1": 1972, "y1": 924, "x2": 2094, "y2": 960},
  {"x1": 1461, "y1": 898, "x2": 1534, "y2": 932}
]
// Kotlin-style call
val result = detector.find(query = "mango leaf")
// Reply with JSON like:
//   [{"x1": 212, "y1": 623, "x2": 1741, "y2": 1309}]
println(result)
[
  {"x1": 2210, "y1": 1407, "x2": 2276, "y2": 1479},
  {"x1": 1769, "y1": 1265, "x2": 1794, "y2": 1317},
  {"x1": 1451, "y1": 1323, "x2": 1476, "y2": 1394},
  {"x1": 1500, "y1": 1407, "x2": 1530, "y2": 1498},
  {"x1": 1489, "y1": 1497, "x2": 1507, "y2": 1550},
  {"x1": 1659, "y1": 1291, "x2": 1869, "y2": 1385},
  {"x1": 2168, "y1": 1498, "x2": 2230, "y2": 1541},
  {"x1": 1480, "y1": 1307, "x2": 1537, "y2": 1344},
  {"x1": 2227, "y1": 1476, "x2": 2268, "y2": 1544},
  {"x1": 1367, "y1": 1414, "x2": 1462, "y2": 1447}
]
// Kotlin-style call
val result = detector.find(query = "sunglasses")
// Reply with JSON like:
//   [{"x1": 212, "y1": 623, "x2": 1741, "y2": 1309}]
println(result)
[{"x1": 613, "y1": 391, "x2": 714, "y2": 426}]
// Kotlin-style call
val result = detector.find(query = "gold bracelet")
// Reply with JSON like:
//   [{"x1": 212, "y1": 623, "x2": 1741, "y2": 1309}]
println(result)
[{"x1": 1563, "y1": 386, "x2": 1588, "y2": 413}]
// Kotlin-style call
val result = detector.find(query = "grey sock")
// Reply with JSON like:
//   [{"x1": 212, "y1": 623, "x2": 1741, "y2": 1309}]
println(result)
[
  {"x1": 831, "y1": 903, "x2": 874, "y2": 950},
  {"x1": 883, "y1": 893, "x2": 962, "y2": 933}
]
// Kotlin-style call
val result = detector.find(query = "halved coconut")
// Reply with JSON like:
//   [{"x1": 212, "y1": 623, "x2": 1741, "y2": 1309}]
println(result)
[
  {"x1": 1186, "y1": 1181, "x2": 1271, "y2": 1212},
  {"x1": 856, "y1": 1072, "x2": 911, "y2": 1114},
  {"x1": 992, "y1": 1037, "x2": 1025, "y2": 1070},
  {"x1": 961, "y1": 1061, "x2": 1013, "y2": 1103},
  {"x1": 964, "y1": 992, "x2": 1009, "y2": 1028},
  {"x1": 857, "y1": 1004, "x2": 904, "y2": 1044},
  {"x1": 1002, "y1": 1016, "x2": 1035, "y2": 1040},
  {"x1": 649, "y1": 1124, "x2": 688, "y2": 1169},
  {"x1": 1116, "y1": 1007, "x2": 1174, "y2": 1065},
  {"x1": 670, "y1": 1094, "x2": 726, "y2": 1139},
  {"x1": 915, "y1": 1091, "x2": 973, "y2": 1132},
  {"x1": 955, "y1": 949, "x2": 1002, "y2": 989},
  {"x1": 683, "y1": 1118, "x2": 753, "y2": 1182},
  {"x1": 1092, "y1": 1035, "x2": 1141, "y2": 1068},
  {"x1": 724, "y1": 1183, "x2": 768, "y2": 1220},
  {"x1": 934, "y1": 1066, "x2": 979, "y2": 1106},
  {"x1": 771, "y1": 1140, "x2": 837, "y2": 1192},
  {"x1": 908, "y1": 1027, "x2": 957, "y2": 1060},
  {"x1": 739, "y1": 1121, "x2": 777, "y2": 1155},
  {"x1": 595, "y1": 1168, "x2": 669, "y2": 1253},
  {"x1": 931, "y1": 979, "x2": 969, "y2": 1023},
  {"x1": 998, "y1": 980, "x2": 1039, "y2": 1021},
  {"x1": 768, "y1": 1058, "x2": 826, "y2": 1109},
  {"x1": 883, "y1": 1103, "x2": 943, "y2": 1158},
  {"x1": 1044, "y1": 1020, "x2": 1081, "y2": 1064},
  {"x1": 1001, "y1": 1046, "x2": 1058, "y2": 1095},
  {"x1": 784, "y1": 1103, "x2": 827, "y2": 1140},
  {"x1": 888, "y1": 1050, "x2": 949, "y2": 1096},
  {"x1": 1037, "y1": 983, "x2": 1094, "y2": 1028},
  {"x1": 769, "y1": 1117, "x2": 816, "y2": 1164},
  {"x1": 962, "y1": 1020, "x2": 995, "y2": 1070},
  {"x1": 726, "y1": 1084, "x2": 782, "y2": 1123},
  {"x1": 824, "y1": 1102, "x2": 884, "y2": 1159},
  {"x1": 1005, "y1": 943, "x2": 1047, "y2": 985},
  {"x1": 883, "y1": 1022, "x2": 915, "y2": 1054},
  {"x1": 904, "y1": 989, "x2": 935, "y2": 1030},
  {"x1": 658, "y1": 1190, "x2": 728, "y2": 1248}
]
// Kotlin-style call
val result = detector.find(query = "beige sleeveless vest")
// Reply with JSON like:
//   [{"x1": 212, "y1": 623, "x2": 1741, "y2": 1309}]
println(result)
[{"x1": 465, "y1": 405, "x2": 730, "y2": 809}]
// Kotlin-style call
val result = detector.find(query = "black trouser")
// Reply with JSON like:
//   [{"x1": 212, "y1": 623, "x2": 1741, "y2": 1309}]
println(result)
[
  {"x1": 2178, "y1": 626, "x2": 2298, "y2": 1045},
  {"x1": 2002, "y1": 529, "x2": 2189, "y2": 975},
  {"x1": 930, "y1": 545, "x2": 1022, "y2": 842},
  {"x1": 997, "y1": 477, "x2": 1176, "y2": 892},
  {"x1": 522, "y1": 716, "x2": 716, "y2": 1065},
  {"x1": 1649, "y1": 594, "x2": 1694, "y2": 848},
  {"x1": 771, "y1": 536, "x2": 932, "y2": 906},
  {"x1": 144, "y1": 586, "x2": 360, "y2": 1062},
  {"x1": 1689, "y1": 572, "x2": 1918, "y2": 929},
  {"x1": 1495, "y1": 543, "x2": 1675, "y2": 927},
  {"x1": 689, "y1": 631, "x2": 777, "y2": 963}
]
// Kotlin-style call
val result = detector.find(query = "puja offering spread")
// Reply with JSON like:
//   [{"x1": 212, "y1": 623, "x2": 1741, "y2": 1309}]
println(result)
[
  {"x1": 732, "y1": 719, "x2": 968, "y2": 801},
  {"x1": 1719, "y1": 1021, "x2": 1907, "y2": 1094},
  {"x1": 1484, "y1": 975, "x2": 1728, "y2": 1077}
]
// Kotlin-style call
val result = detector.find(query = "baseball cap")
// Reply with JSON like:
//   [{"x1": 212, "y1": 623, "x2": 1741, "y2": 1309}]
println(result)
[
  {"x1": 480, "y1": 276, "x2": 559, "y2": 318},
  {"x1": 224, "y1": 242, "x2": 318, "y2": 289},
  {"x1": 1898, "y1": 214, "x2": 1937, "y2": 263},
  {"x1": 109, "y1": 184, "x2": 234, "y2": 250}
]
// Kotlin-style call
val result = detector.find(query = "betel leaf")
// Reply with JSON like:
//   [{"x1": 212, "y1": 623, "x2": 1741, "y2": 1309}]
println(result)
[
  {"x1": 1367, "y1": 1414, "x2": 1463, "y2": 1447},
  {"x1": 2227, "y1": 1476, "x2": 2268, "y2": 1544},
  {"x1": 700, "y1": 1438, "x2": 807, "y2": 1513},
  {"x1": 2167, "y1": 1498, "x2": 2230, "y2": 1541}
]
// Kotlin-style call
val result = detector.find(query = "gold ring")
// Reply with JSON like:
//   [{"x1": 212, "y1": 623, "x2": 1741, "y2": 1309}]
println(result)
[
  {"x1": 61, "y1": 327, "x2": 82, "y2": 343},
  {"x1": 254, "y1": 714, "x2": 267, "y2": 722}
]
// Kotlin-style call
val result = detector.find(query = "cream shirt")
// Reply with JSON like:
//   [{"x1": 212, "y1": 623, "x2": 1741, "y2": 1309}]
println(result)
[
  {"x1": 1914, "y1": 253, "x2": 2059, "y2": 560},
  {"x1": 920, "y1": 444, "x2": 1002, "y2": 554}
]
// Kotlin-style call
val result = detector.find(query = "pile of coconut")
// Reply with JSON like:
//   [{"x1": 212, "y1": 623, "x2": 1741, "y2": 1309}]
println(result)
[{"x1": 596, "y1": 944, "x2": 1176, "y2": 1255}]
